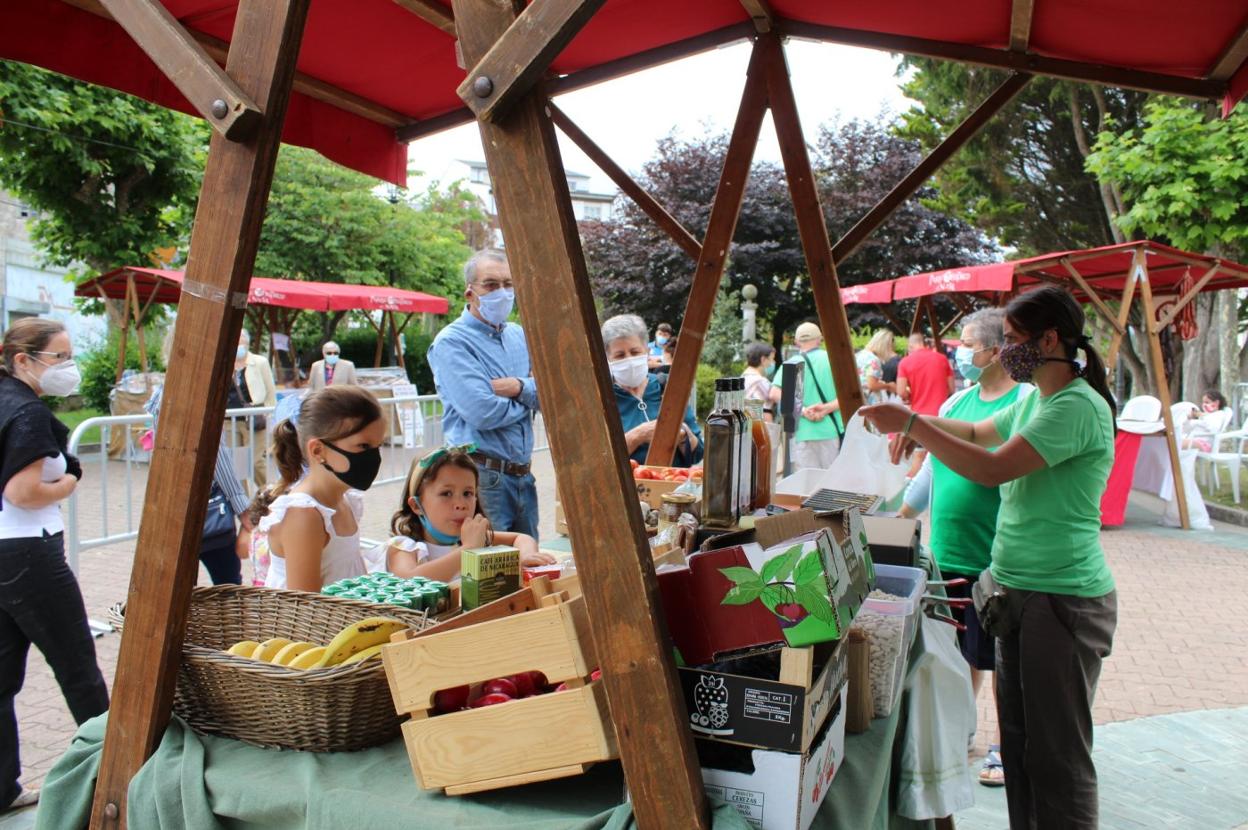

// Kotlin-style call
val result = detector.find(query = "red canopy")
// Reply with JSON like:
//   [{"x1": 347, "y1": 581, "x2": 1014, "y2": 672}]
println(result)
[
  {"x1": 77, "y1": 267, "x2": 450, "y2": 314},
  {"x1": 4, "y1": 1, "x2": 1247, "y2": 184},
  {"x1": 892, "y1": 262, "x2": 1016, "y2": 300},
  {"x1": 840, "y1": 280, "x2": 894, "y2": 304}
]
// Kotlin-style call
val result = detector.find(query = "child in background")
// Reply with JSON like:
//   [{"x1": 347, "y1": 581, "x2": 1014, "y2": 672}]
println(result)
[
  {"x1": 386, "y1": 445, "x2": 554, "y2": 582},
  {"x1": 250, "y1": 386, "x2": 387, "y2": 592}
]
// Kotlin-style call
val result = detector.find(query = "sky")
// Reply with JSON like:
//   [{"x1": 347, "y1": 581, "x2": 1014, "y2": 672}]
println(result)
[{"x1": 407, "y1": 39, "x2": 916, "y2": 195}]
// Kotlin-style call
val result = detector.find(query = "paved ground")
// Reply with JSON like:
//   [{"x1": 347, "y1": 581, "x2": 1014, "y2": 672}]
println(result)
[{"x1": 4, "y1": 445, "x2": 1247, "y2": 828}]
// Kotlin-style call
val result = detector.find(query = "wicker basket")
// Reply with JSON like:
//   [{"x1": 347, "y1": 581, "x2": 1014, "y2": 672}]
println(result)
[{"x1": 112, "y1": 585, "x2": 435, "y2": 752}]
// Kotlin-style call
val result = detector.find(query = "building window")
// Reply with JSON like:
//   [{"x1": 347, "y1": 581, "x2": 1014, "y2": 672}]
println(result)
[
  {"x1": 583, "y1": 204, "x2": 602, "y2": 220},
  {"x1": 471, "y1": 166, "x2": 488, "y2": 184}
]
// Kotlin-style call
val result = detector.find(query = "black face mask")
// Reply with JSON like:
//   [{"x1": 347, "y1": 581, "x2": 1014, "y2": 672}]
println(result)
[{"x1": 320, "y1": 440, "x2": 382, "y2": 491}]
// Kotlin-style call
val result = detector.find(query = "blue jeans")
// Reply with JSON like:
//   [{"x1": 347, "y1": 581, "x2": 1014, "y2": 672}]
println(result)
[
  {"x1": 0, "y1": 532, "x2": 109, "y2": 807},
  {"x1": 477, "y1": 468, "x2": 539, "y2": 539}
]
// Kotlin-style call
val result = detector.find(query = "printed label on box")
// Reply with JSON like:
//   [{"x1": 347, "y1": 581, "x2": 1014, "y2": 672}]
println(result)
[
  {"x1": 705, "y1": 784, "x2": 765, "y2": 826},
  {"x1": 743, "y1": 688, "x2": 794, "y2": 725},
  {"x1": 680, "y1": 668, "x2": 808, "y2": 752}
]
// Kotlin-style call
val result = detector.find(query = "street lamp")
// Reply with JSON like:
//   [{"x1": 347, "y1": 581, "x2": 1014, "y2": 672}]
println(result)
[{"x1": 741, "y1": 283, "x2": 758, "y2": 343}]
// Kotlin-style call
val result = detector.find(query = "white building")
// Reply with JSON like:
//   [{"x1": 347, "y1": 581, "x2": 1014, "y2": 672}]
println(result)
[{"x1": 0, "y1": 191, "x2": 107, "y2": 346}]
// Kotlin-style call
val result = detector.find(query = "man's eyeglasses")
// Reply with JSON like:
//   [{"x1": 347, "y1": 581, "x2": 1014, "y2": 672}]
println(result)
[
  {"x1": 418, "y1": 443, "x2": 477, "y2": 468},
  {"x1": 473, "y1": 280, "x2": 514, "y2": 294}
]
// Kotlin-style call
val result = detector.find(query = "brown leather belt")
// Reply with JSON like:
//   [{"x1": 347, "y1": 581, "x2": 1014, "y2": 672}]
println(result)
[{"x1": 471, "y1": 452, "x2": 531, "y2": 477}]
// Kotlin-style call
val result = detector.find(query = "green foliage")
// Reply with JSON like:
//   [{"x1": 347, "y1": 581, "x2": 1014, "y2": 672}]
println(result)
[
  {"x1": 694, "y1": 363, "x2": 728, "y2": 425},
  {"x1": 1086, "y1": 99, "x2": 1248, "y2": 257},
  {"x1": 701, "y1": 287, "x2": 743, "y2": 374},
  {"x1": 0, "y1": 60, "x2": 206, "y2": 276},
  {"x1": 78, "y1": 332, "x2": 165, "y2": 412}
]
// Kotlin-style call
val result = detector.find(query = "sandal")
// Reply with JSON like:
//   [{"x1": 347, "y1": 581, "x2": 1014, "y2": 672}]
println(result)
[
  {"x1": 979, "y1": 746, "x2": 1005, "y2": 787},
  {"x1": 3, "y1": 788, "x2": 39, "y2": 812}
]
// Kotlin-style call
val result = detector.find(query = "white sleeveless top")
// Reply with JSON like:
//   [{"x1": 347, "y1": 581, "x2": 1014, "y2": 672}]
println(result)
[
  {"x1": 259, "y1": 490, "x2": 366, "y2": 590},
  {"x1": 386, "y1": 535, "x2": 453, "y2": 563}
]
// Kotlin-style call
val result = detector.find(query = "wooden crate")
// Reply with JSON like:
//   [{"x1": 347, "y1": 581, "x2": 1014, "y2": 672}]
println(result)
[{"x1": 382, "y1": 579, "x2": 616, "y2": 795}]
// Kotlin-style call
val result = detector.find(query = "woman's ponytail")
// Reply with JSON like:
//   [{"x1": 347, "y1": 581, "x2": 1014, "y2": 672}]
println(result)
[
  {"x1": 1078, "y1": 335, "x2": 1118, "y2": 418},
  {"x1": 247, "y1": 418, "x2": 303, "y2": 520}
]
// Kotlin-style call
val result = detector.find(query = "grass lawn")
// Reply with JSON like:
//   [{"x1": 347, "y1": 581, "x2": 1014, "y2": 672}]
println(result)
[
  {"x1": 1195, "y1": 459, "x2": 1248, "y2": 511},
  {"x1": 55, "y1": 406, "x2": 109, "y2": 446}
]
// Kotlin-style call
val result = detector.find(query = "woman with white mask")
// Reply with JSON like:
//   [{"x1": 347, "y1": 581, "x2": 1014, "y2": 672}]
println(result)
[
  {"x1": 0, "y1": 318, "x2": 108, "y2": 813},
  {"x1": 601, "y1": 314, "x2": 702, "y2": 466}
]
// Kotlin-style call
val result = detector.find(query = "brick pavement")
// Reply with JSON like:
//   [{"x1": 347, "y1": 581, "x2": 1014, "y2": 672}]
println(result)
[{"x1": 7, "y1": 448, "x2": 1247, "y2": 820}]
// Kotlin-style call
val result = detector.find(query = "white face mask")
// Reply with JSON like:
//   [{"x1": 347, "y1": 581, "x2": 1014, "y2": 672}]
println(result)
[
  {"x1": 33, "y1": 359, "x2": 82, "y2": 397},
  {"x1": 609, "y1": 354, "x2": 650, "y2": 389}
]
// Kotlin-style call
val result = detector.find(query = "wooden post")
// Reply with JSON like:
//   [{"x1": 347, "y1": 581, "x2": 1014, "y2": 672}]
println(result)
[
  {"x1": 876, "y1": 303, "x2": 906, "y2": 335},
  {"x1": 89, "y1": 2, "x2": 312, "y2": 826},
  {"x1": 368, "y1": 311, "x2": 387, "y2": 367},
  {"x1": 926, "y1": 297, "x2": 942, "y2": 343},
  {"x1": 1136, "y1": 258, "x2": 1191, "y2": 530},
  {"x1": 1059, "y1": 258, "x2": 1125, "y2": 337},
  {"x1": 909, "y1": 297, "x2": 926, "y2": 335},
  {"x1": 760, "y1": 33, "x2": 865, "y2": 420},
  {"x1": 114, "y1": 279, "x2": 132, "y2": 383},
  {"x1": 1104, "y1": 248, "x2": 1143, "y2": 374},
  {"x1": 452, "y1": 2, "x2": 709, "y2": 826},
  {"x1": 647, "y1": 40, "x2": 768, "y2": 466}
]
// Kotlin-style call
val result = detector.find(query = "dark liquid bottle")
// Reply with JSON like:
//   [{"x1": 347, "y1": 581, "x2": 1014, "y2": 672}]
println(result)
[{"x1": 702, "y1": 379, "x2": 739, "y2": 528}]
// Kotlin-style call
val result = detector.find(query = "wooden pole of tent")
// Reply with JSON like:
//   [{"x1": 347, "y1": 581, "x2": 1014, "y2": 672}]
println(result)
[
  {"x1": 1135, "y1": 256, "x2": 1191, "y2": 530},
  {"x1": 367, "y1": 310, "x2": 387, "y2": 367},
  {"x1": 925, "y1": 297, "x2": 941, "y2": 343},
  {"x1": 1103, "y1": 248, "x2": 1143, "y2": 374},
  {"x1": 647, "y1": 40, "x2": 768, "y2": 466},
  {"x1": 130, "y1": 275, "x2": 149, "y2": 374},
  {"x1": 876, "y1": 303, "x2": 907, "y2": 335},
  {"x1": 909, "y1": 297, "x2": 926, "y2": 335},
  {"x1": 394, "y1": 311, "x2": 415, "y2": 371},
  {"x1": 452, "y1": 2, "x2": 710, "y2": 825},
  {"x1": 89, "y1": 3, "x2": 312, "y2": 826},
  {"x1": 761, "y1": 33, "x2": 865, "y2": 421},
  {"x1": 114, "y1": 278, "x2": 132, "y2": 383}
]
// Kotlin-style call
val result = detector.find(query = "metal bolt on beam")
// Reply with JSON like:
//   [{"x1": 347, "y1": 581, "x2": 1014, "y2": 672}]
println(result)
[{"x1": 472, "y1": 75, "x2": 494, "y2": 98}]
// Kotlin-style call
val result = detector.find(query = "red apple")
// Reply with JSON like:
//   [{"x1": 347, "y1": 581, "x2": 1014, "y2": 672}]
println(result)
[
  {"x1": 482, "y1": 677, "x2": 518, "y2": 698},
  {"x1": 432, "y1": 685, "x2": 470, "y2": 714},
  {"x1": 590, "y1": 668, "x2": 602, "y2": 681},
  {"x1": 525, "y1": 670, "x2": 550, "y2": 692},
  {"x1": 510, "y1": 672, "x2": 537, "y2": 697},
  {"x1": 553, "y1": 682, "x2": 570, "y2": 693},
  {"x1": 470, "y1": 692, "x2": 513, "y2": 708}
]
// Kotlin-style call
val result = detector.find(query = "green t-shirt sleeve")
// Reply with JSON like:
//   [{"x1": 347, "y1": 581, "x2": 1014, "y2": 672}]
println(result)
[
  {"x1": 1016, "y1": 391, "x2": 1094, "y2": 467},
  {"x1": 992, "y1": 398, "x2": 1022, "y2": 441}
]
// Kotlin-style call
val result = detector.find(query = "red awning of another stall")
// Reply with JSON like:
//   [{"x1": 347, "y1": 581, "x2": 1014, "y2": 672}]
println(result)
[
  {"x1": 1011, "y1": 240, "x2": 1248, "y2": 300},
  {"x1": 891, "y1": 262, "x2": 1016, "y2": 300},
  {"x1": 312, "y1": 282, "x2": 450, "y2": 314},
  {"x1": 840, "y1": 280, "x2": 894, "y2": 305}
]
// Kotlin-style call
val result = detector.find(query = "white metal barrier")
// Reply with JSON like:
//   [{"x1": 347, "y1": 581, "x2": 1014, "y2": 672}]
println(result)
[{"x1": 65, "y1": 392, "x2": 551, "y2": 575}]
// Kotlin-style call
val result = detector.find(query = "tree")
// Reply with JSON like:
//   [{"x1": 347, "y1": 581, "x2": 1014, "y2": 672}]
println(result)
[
  {"x1": 1087, "y1": 98, "x2": 1248, "y2": 399},
  {"x1": 0, "y1": 60, "x2": 205, "y2": 324},
  {"x1": 582, "y1": 121, "x2": 992, "y2": 355},
  {"x1": 254, "y1": 146, "x2": 480, "y2": 351}
]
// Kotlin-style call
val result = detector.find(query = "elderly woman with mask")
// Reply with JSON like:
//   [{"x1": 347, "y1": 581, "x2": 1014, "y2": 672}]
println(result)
[{"x1": 602, "y1": 314, "x2": 703, "y2": 466}]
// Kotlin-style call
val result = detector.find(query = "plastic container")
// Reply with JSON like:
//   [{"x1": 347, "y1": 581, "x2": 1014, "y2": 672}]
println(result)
[{"x1": 852, "y1": 564, "x2": 926, "y2": 718}]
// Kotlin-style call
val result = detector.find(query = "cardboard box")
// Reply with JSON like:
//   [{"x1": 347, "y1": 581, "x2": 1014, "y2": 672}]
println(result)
[
  {"x1": 699, "y1": 689, "x2": 847, "y2": 830},
  {"x1": 634, "y1": 475, "x2": 681, "y2": 509},
  {"x1": 680, "y1": 641, "x2": 846, "y2": 753},
  {"x1": 861, "y1": 515, "x2": 921, "y2": 568},
  {"x1": 461, "y1": 545, "x2": 519, "y2": 610}
]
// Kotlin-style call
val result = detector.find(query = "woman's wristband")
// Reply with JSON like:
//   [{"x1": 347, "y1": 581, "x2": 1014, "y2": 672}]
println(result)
[{"x1": 903, "y1": 412, "x2": 918, "y2": 436}]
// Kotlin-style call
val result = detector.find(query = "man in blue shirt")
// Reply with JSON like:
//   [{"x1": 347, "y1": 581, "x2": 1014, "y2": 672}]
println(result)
[
  {"x1": 647, "y1": 322, "x2": 673, "y2": 369},
  {"x1": 427, "y1": 249, "x2": 541, "y2": 536}
]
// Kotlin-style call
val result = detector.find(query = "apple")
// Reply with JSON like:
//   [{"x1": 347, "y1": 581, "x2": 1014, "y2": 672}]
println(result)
[
  {"x1": 432, "y1": 685, "x2": 470, "y2": 714},
  {"x1": 526, "y1": 670, "x2": 549, "y2": 692},
  {"x1": 590, "y1": 668, "x2": 602, "y2": 681},
  {"x1": 482, "y1": 677, "x2": 518, "y2": 698},
  {"x1": 470, "y1": 692, "x2": 513, "y2": 708},
  {"x1": 510, "y1": 672, "x2": 536, "y2": 697},
  {"x1": 553, "y1": 682, "x2": 570, "y2": 693}
]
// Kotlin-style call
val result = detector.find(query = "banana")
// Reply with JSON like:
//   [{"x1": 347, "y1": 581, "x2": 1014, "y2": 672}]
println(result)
[
  {"x1": 227, "y1": 640, "x2": 261, "y2": 657},
  {"x1": 252, "y1": 638, "x2": 293, "y2": 663},
  {"x1": 271, "y1": 641, "x2": 319, "y2": 666},
  {"x1": 316, "y1": 618, "x2": 408, "y2": 668},
  {"x1": 289, "y1": 646, "x2": 328, "y2": 669},
  {"x1": 339, "y1": 644, "x2": 384, "y2": 665}
]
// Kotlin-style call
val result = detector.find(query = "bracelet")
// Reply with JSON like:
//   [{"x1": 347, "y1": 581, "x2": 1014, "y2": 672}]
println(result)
[{"x1": 903, "y1": 412, "x2": 918, "y2": 436}]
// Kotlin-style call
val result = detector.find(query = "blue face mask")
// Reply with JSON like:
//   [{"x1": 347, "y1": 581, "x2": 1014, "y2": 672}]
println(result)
[
  {"x1": 413, "y1": 498, "x2": 461, "y2": 545},
  {"x1": 956, "y1": 345, "x2": 986, "y2": 383},
  {"x1": 325, "y1": 354, "x2": 340, "y2": 367},
  {"x1": 475, "y1": 287, "x2": 515, "y2": 327}
]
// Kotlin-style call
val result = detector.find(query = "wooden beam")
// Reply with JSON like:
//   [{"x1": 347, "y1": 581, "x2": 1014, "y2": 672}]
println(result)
[
  {"x1": 1135, "y1": 259, "x2": 1191, "y2": 530},
  {"x1": 1154, "y1": 262, "x2": 1221, "y2": 331},
  {"x1": 832, "y1": 72, "x2": 1031, "y2": 264},
  {"x1": 393, "y1": 0, "x2": 456, "y2": 36},
  {"x1": 760, "y1": 33, "x2": 866, "y2": 421},
  {"x1": 946, "y1": 292, "x2": 975, "y2": 314},
  {"x1": 1104, "y1": 249, "x2": 1142, "y2": 372},
  {"x1": 1208, "y1": 15, "x2": 1248, "y2": 80},
  {"x1": 739, "y1": 0, "x2": 773, "y2": 33},
  {"x1": 452, "y1": 1, "x2": 709, "y2": 826},
  {"x1": 97, "y1": 0, "x2": 262, "y2": 140},
  {"x1": 457, "y1": 0, "x2": 608, "y2": 123},
  {"x1": 548, "y1": 102, "x2": 703, "y2": 260},
  {"x1": 113, "y1": 280, "x2": 131, "y2": 383},
  {"x1": 1009, "y1": 0, "x2": 1035, "y2": 52},
  {"x1": 397, "y1": 22, "x2": 753, "y2": 141},
  {"x1": 88, "y1": 2, "x2": 312, "y2": 827},
  {"x1": 909, "y1": 298, "x2": 925, "y2": 335},
  {"x1": 876, "y1": 302, "x2": 907, "y2": 335},
  {"x1": 778, "y1": 20, "x2": 1224, "y2": 100},
  {"x1": 1059, "y1": 258, "x2": 1126, "y2": 336},
  {"x1": 127, "y1": 275, "x2": 149, "y2": 373},
  {"x1": 647, "y1": 41, "x2": 769, "y2": 466},
  {"x1": 60, "y1": 0, "x2": 407, "y2": 128},
  {"x1": 925, "y1": 296, "x2": 941, "y2": 342},
  {"x1": 939, "y1": 308, "x2": 968, "y2": 338}
]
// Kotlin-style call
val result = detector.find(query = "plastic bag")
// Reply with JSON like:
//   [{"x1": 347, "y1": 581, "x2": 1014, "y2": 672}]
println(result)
[
  {"x1": 823, "y1": 412, "x2": 910, "y2": 503},
  {"x1": 896, "y1": 615, "x2": 976, "y2": 820}
]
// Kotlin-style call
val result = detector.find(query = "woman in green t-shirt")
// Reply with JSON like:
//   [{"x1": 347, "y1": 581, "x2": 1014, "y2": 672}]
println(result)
[{"x1": 862, "y1": 286, "x2": 1117, "y2": 830}]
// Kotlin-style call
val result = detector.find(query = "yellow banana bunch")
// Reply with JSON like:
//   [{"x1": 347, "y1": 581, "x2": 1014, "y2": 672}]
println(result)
[{"x1": 223, "y1": 617, "x2": 406, "y2": 670}]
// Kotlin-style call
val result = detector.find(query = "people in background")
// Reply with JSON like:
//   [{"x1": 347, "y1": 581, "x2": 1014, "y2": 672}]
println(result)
[
  {"x1": 602, "y1": 314, "x2": 703, "y2": 466},
  {"x1": 742, "y1": 341, "x2": 780, "y2": 422},
  {"x1": 383, "y1": 446, "x2": 553, "y2": 583},
  {"x1": 1181, "y1": 389, "x2": 1231, "y2": 451},
  {"x1": 863, "y1": 286, "x2": 1117, "y2": 830},
  {"x1": 661, "y1": 335, "x2": 677, "y2": 367},
  {"x1": 773, "y1": 322, "x2": 843, "y2": 471},
  {"x1": 899, "y1": 308, "x2": 1034, "y2": 788},
  {"x1": 857, "y1": 330, "x2": 897, "y2": 405},
  {"x1": 250, "y1": 386, "x2": 385, "y2": 592},
  {"x1": 881, "y1": 347, "x2": 903, "y2": 398},
  {"x1": 308, "y1": 341, "x2": 358, "y2": 391},
  {"x1": 0, "y1": 318, "x2": 108, "y2": 813},
  {"x1": 897, "y1": 332, "x2": 954, "y2": 415},
  {"x1": 648, "y1": 322, "x2": 674, "y2": 369},
  {"x1": 428, "y1": 249, "x2": 541, "y2": 536},
  {"x1": 232, "y1": 329, "x2": 278, "y2": 487}
]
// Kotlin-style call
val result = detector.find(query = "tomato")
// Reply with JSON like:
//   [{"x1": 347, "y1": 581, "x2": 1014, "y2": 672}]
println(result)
[
  {"x1": 629, "y1": 459, "x2": 640, "y2": 470},
  {"x1": 635, "y1": 468, "x2": 655, "y2": 480}
]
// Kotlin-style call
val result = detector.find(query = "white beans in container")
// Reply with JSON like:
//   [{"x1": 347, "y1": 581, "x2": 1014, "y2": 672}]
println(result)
[{"x1": 850, "y1": 589, "x2": 907, "y2": 718}]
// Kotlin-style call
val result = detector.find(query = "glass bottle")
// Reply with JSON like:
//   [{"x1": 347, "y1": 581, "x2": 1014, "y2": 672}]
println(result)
[
  {"x1": 745, "y1": 398, "x2": 772, "y2": 510},
  {"x1": 731, "y1": 378, "x2": 753, "y2": 513},
  {"x1": 702, "y1": 379, "x2": 739, "y2": 528}
]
